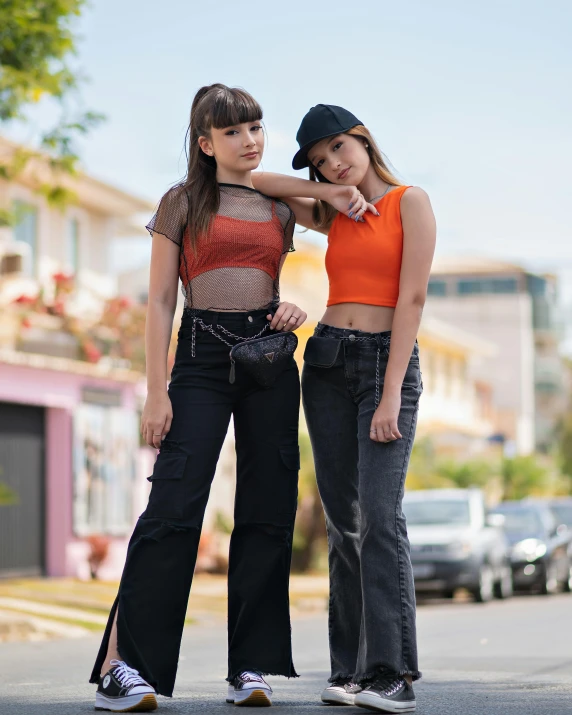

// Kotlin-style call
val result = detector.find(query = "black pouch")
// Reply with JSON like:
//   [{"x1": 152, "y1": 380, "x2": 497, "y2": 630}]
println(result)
[{"x1": 303, "y1": 336, "x2": 342, "y2": 367}]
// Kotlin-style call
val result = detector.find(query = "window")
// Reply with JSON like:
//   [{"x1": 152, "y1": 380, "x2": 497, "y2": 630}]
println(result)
[
  {"x1": 13, "y1": 201, "x2": 38, "y2": 276},
  {"x1": 457, "y1": 277, "x2": 518, "y2": 295},
  {"x1": 527, "y1": 274, "x2": 546, "y2": 297},
  {"x1": 428, "y1": 280, "x2": 447, "y2": 297},
  {"x1": 68, "y1": 218, "x2": 80, "y2": 273}
]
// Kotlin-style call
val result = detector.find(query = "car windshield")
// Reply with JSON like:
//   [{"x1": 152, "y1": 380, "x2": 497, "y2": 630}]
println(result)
[
  {"x1": 403, "y1": 500, "x2": 471, "y2": 526},
  {"x1": 550, "y1": 504, "x2": 572, "y2": 527},
  {"x1": 493, "y1": 508, "x2": 543, "y2": 534}
]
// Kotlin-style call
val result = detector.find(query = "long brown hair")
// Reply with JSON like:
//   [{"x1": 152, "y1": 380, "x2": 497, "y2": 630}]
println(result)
[
  {"x1": 184, "y1": 84, "x2": 263, "y2": 249},
  {"x1": 309, "y1": 125, "x2": 402, "y2": 231}
]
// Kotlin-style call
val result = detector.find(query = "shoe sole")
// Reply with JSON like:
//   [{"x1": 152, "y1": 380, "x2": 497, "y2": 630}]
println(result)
[
  {"x1": 227, "y1": 688, "x2": 272, "y2": 707},
  {"x1": 355, "y1": 692, "x2": 416, "y2": 713},
  {"x1": 95, "y1": 692, "x2": 158, "y2": 712},
  {"x1": 321, "y1": 690, "x2": 356, "y2": 706}
]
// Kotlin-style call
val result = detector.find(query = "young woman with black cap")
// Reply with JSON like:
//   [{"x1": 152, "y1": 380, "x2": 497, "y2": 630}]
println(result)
[
  {"x1": 252, "y1": 104, "x2": 436, "y2": 713},
  {"x1": 88, "y1": 84, "x2": 306, "y2": 711}
]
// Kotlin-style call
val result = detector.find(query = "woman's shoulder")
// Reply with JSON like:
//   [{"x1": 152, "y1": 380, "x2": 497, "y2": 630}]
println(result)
[
  {"x1": 399, "y1": 185, "x2": 430, "y2": 207},
  {"x1": 157, "y1": 182, "x2": 189, "y2": 207}
]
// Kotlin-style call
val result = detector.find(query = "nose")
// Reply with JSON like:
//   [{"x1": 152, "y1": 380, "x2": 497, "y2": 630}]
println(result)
[{"x1": 244, "y1": 131, "x2": 256, "y2": 147}]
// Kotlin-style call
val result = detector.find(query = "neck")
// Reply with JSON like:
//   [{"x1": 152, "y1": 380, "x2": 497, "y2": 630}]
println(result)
[
  {"x1": 357, "y1": 165, "x2": 389, "y2": 202},
  {"x1": 216, "y1": 167, "x2": 254, "y2": 189}
]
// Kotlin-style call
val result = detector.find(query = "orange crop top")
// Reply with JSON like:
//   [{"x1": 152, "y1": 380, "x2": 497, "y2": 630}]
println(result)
[{"x1": 325, "y1": 185, "x2": 411, "y2": 308}]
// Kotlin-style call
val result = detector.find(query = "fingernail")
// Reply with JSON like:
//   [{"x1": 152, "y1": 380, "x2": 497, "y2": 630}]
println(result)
[
  {"x1": 349, "y1": 202, "x2": 354, "y2": 209},
  {"x1": 349, "y1": 211, "x2": 353, "y2": 217},
  {"x1": 375, "y1": 211, "x2": 380, "y2": 216}
]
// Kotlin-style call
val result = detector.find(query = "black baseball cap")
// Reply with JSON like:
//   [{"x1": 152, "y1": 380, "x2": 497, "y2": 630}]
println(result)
[{"x1": 292, "y1": 104, "x2": 362, "y2": 170}]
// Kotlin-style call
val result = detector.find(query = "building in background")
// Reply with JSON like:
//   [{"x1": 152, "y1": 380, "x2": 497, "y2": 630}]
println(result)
[
  {"x1": 426, "y1": 257, "x2": 565, "y2": 454},
  {"x1": 0, "y1": 136, "x2": 154, "y2": 579}
]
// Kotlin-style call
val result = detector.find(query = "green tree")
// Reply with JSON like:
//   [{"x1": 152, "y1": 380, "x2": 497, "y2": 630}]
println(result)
[
  {"x1": 0, "y1": 0, "x2": 103, "y2": 214},
  {"x1": 501, "y1": 455, "x2": 550, "y2": 500}
]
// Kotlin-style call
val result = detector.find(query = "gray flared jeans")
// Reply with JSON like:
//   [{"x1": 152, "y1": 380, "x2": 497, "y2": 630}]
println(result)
[{"x1": 302, "y1": 323, "x2": 422, "y2": 684}]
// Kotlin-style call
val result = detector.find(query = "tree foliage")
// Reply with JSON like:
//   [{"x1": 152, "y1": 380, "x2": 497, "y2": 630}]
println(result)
[
  {"x1": 0, "y1": 0, "x2": 84, "y2": 121},
  {"x1": 0, "y1": 0, "x2": 104, "y2": 213}
]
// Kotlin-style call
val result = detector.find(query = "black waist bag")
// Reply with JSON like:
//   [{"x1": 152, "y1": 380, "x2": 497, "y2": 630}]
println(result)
[
  {"x1": 229, "y1": 331, "x2": 298, "y2": 388},
  {"x1": 303, "y1": 336, "x2": 342, "y2": 367}
]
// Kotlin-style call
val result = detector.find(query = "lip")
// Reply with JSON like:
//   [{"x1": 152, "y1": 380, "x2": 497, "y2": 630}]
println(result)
[
  {"x1": 338, "y1": 167, "x2": 350, "y2": 180},
  {"x1": 242, "y1": 152, "x2": 258, "y2": 159}
]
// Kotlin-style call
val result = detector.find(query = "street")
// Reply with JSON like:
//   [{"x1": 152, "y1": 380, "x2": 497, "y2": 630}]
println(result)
[{"x1": 1, "y1": 593, "x2": 572, "y2": 714}]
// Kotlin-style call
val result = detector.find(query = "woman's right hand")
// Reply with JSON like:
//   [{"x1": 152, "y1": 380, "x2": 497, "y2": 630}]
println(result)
[
  {"x1": 141, "y1": 390, "x2": 173, "y2": 449},
  {"x1": 327, "y1": 185, "x2": 379, "y2": 222}
]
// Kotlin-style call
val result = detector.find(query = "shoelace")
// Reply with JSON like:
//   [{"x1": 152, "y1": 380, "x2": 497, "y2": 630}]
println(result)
[
  {"x1": 371, "y1": 670, "x2": 404, "y2": 696},
  {"x1": 238, "y1": 671, "x2": 266, "y2": 685},
  {"x1": 110, "y1": 659, "x2": 148, "y2": 689}
]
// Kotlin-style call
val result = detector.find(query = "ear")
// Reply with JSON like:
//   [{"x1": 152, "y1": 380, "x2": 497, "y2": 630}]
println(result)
[{"x1": 198, "y1": 135, "x2": 214, "y2": 156}]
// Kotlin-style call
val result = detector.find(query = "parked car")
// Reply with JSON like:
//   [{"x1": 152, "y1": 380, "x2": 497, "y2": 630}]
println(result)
[
  {"x1": 403, "y1": 488, "x2": 512, "y2": 602},
  {"x1": 490, "y1": 501, "x2": 572, "y2": 594}
]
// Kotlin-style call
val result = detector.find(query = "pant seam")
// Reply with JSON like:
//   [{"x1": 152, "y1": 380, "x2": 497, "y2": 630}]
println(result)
[{"x1": 394, "y1": 393, "x2": 421, "y2": 674}]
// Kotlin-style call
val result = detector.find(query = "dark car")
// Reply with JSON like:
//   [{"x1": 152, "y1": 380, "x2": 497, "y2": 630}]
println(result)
[
  {"x1": 403, "y1": 488, "x2": 513, "y2": 602},
  {"x1": 490, "y1": 501, "x2": 572, "y2": 594}
]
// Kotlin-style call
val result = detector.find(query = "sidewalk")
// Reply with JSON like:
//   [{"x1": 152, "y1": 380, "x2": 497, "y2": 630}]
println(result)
[{"x1": 0, "y1": 574, "x2": 329, "y2": 642}]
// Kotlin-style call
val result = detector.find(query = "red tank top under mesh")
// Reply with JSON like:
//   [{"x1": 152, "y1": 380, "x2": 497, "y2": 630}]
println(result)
[{"x1": 146, "y1": 183, "x2": 295, "y2": 311}]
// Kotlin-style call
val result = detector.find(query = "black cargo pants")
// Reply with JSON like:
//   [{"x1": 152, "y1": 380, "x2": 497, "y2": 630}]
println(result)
[{"x1": 90, "y1": 308, "x2": 300, "y2": 696}]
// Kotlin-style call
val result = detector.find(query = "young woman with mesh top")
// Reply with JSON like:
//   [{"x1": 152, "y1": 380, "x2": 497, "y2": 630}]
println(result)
[
  {"x1": 86, "y1": 86, "x2": 376, "y2": 712},
  {"x1": 252, "y1": 105, "x2": 436, "y2": 713}
]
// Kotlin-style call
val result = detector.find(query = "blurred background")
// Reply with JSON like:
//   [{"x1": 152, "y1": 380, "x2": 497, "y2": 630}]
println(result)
[{"x1": 1, "y1": 0, "x2": 572, "y2": 639}]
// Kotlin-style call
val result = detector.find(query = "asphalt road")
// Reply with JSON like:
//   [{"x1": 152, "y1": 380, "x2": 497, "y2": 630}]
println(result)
[{"x1": 1, "y1": 593, "x2": 572, "y2": 714}]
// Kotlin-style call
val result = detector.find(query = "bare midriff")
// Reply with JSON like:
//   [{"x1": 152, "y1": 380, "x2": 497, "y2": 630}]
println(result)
[{"x1": 321, "y1": 303, "x2": 395, "y2": 333}]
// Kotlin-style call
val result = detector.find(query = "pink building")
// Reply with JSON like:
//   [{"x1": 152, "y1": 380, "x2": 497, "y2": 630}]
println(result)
[
  {"x1": 0, "y1": 135, "x2": 155, "y2": 578},
  {"x1": 0, "y1": 349, "x2": 154, "y2": 579}
]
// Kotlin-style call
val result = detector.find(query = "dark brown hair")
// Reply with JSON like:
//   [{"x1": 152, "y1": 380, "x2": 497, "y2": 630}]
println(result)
[
  {"x1": 309, "y1": 125, "x2": 402, "y2": 231},
  {"x1": 184, "y1": 84, "x2": 263, "y2": 249}
]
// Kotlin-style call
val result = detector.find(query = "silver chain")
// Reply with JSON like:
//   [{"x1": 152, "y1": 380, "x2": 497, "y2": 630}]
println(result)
[
  {"x1": 367, "y1": 183, "x2": 393, "y2": 204},
  {"x1": 191, "y1": 317, "x2": 269, "y2": 358},
  {"x1": 338, "y1": 334, "x2": 390, "y2": 409}
]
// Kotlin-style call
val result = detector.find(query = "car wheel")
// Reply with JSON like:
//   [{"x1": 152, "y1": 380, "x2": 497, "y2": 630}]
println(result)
[
  {"x1": 472, "y1": 564, "x2": 494, "y2": 603},
  {"x1": 539, "y1": 562, "x2": 559, "y2": 595},
  {"x1": 442, "y1": 588, "x2": 455, "y2": 599},
  {"x1": 494, "y1": 563, "x2": 514, "y2": 599}
]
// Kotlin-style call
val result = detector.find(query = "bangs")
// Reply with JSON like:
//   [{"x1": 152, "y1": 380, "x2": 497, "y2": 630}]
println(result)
[{"x1": 209, "y1": 88, "x2": 263, "y2": 129}]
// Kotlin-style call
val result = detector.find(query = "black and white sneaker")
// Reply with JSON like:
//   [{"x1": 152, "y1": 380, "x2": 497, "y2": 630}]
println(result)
[
  {"x1": 321, "y1": 680, "x2": 362, "y2": 705},
  {"x1": 226, "y1": 671, "x2": 272, "y2": 706},
  {"x1": 95, "y1": 659, "x2": 158, "y2": 712},
  {"x1": 355, "y1": 670, "x2": 415, "y2": 712}
]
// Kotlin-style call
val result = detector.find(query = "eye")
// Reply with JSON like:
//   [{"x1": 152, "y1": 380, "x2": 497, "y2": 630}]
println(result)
[
  {"x1": 315, "y1": 159, "x2": 324, "y2": 169},
  {"x1": 251, "y1": 124, "x2": 263, "y2": 132},
  {"x1": 225, "y1": 129, "x2": 239, "y2": 135},
  {"x1": 332, "y1": 142, "x2": 342, "y2": 152}
]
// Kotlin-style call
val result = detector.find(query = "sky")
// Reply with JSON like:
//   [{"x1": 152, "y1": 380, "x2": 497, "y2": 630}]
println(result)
[{"x1": 5, "y1": 0, "x2": 572, "y2": 298}]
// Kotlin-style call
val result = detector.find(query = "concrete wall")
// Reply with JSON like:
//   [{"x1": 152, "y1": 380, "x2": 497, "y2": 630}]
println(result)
[{"x1": 426, "y1": 293, "x2": 536, "y2": 454}]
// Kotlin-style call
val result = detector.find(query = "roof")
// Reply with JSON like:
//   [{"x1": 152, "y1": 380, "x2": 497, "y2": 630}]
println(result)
[
  {"x1": 0, "y1": 135, "x2": 155, "y2": 217},
  {"x1": 419, "y1": 315, "x2": 497, "y2": 357},
  {"x1": 431, "y1": 255, "x2": 528, "y2": 276},
  {"x1": 0, "y1": 347, "x2": 143, "y2": 383}
]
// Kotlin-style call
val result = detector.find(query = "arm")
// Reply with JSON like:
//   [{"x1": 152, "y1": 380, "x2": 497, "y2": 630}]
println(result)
[
  {"x1": 141, "y1": 234, "x2": 180, "y2": 448},
  {"x1": 370, "y1": 187, "x2": 436, "y2": 443},
  {"x1": 252, "y1": 171, "x2": 377, "y2": 233}
]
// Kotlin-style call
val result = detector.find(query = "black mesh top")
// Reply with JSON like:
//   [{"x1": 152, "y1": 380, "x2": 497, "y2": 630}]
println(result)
[{"x1": 146, "y1": 183, "x2": 295, "y2": 311}]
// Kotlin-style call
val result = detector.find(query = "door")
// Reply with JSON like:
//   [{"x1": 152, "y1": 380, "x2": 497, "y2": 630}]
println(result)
[{"x1": 0, "y1": 402, "x2": 45, "y2": 577}]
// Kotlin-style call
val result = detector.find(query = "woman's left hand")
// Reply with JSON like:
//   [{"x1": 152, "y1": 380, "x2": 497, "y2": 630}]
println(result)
[
  {"x1": 370, "y1": 390, "x2": 403, "y2": 442},
  {"x1": 267, "y1": 302, "x2": 307, "y2": 331}
]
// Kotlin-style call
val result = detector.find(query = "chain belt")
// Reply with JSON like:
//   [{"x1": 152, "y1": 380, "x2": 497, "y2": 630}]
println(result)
[
  {"x1": 333, "y1": 333, "x2": 391, "y2": 409},
  {"x1": 191, "y1": 316, "x2": 270, "y2": 358}
]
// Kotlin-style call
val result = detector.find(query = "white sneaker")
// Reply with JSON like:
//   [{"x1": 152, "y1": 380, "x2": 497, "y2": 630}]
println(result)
[
  {"x1": 226, "y1": 671, "x2": 273, "y2": 707},
  {"x1": 321, "y1": 680, "x2": 362, "y2": 705},
  {"x1": 95, "y1": 659, "x2": 157, "y2": 712}
]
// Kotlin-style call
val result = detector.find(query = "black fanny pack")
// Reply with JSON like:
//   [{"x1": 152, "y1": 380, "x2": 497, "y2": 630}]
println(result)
[
  {"x1": 230, "y1": 331, "x2": 298, "y2": 388},
  {"x1": 303, "y1": 336, "x2": 342, "y2": 367}
]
